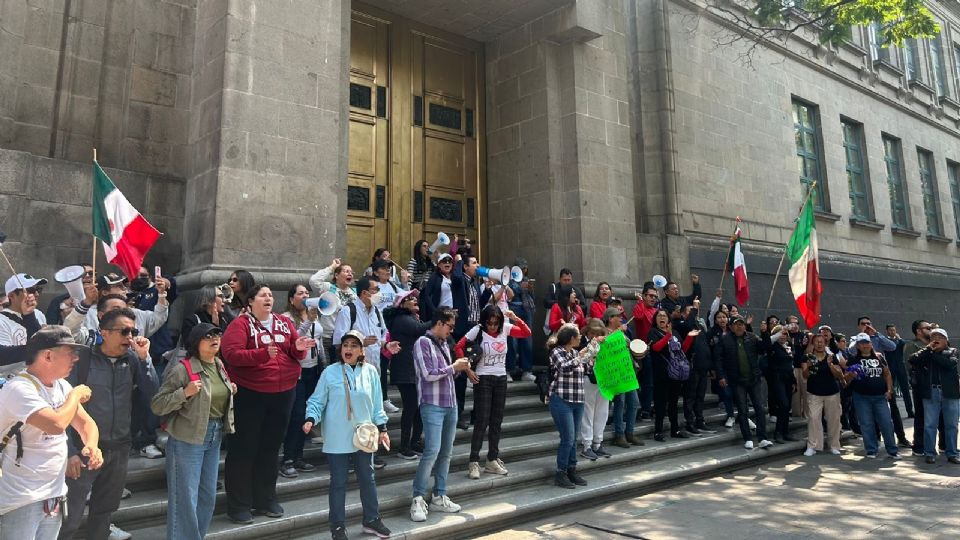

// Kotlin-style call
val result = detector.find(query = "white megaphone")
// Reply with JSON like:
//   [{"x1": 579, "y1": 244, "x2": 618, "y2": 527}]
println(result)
[
  {"x1": 428, "y1": 232, "x2": 450, "y2": 254},
  {"x1": 652, "y1": 274, "x2": 668, "y2": 288},
  {"x1": 304, "y1": 291, "x2": 341, "y2": 316},
  {"x1": 508, "y1": 265, "x2": 524, "y2": 283},
  {"x1": 477, "y1": 265, "x2": 512, "y2": 284},
  {"x1": 55, "y1": 265, "x2": 86, "y2": 302}
]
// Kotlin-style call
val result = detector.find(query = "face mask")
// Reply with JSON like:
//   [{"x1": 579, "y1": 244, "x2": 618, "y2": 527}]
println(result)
[
  {"x1": 370, "y1": 292, "x2": 383, "y2": 305},
  {"x1": 130, "y1": 277, "x2": 151, "y2": 292}
]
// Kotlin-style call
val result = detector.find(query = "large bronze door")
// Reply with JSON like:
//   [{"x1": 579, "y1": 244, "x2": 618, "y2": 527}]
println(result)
[{"x1": 347, "y1": 6, "x2": 485, "y2": 270}]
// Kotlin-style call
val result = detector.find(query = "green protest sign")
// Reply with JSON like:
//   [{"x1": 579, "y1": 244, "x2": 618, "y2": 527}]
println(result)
[{"x1": 592, "y1": 330, "x2": 638, "y2": 400}]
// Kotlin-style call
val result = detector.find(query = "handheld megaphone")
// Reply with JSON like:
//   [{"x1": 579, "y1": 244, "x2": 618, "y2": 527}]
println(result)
[
  {"x1": 428, "y1": 232, "x2": 450, "y2": 254},
  {"x1": 304, "y1": 290, "x2": 341, "y2": 316},
  {"x1": 652, "y1": 274, "x2": 668, "y2": 288},
  {"x1": 508, "y1": 265, "x2": 524, "y2": 283},
  {"x1": 477, "y1": 265, "x2": 513, "y2": 284},
  {"x1": 55, "y1": 265, "x2": 87, "y2": 302}
]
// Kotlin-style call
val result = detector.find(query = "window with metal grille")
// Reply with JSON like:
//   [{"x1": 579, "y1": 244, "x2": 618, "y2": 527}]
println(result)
[{"x1": 792, "y1": 99, "x2": 827, "y2": 211}]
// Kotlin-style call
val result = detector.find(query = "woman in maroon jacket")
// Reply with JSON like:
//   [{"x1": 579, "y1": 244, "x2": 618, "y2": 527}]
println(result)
[{"x1": 220, "y1": 284, "x2": 317, "y2": 524}]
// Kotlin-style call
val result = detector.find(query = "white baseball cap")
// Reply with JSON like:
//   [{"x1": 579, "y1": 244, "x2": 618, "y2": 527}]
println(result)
[
  {"x1": 931, "y1": 328, "x2": 949, "y2": 340},
  {"x1": 4, "y1": 273, "x2": 48, "y2": 296},
  {"x1": 853, "y1": 332, "x2": 872, "y2": 344}
]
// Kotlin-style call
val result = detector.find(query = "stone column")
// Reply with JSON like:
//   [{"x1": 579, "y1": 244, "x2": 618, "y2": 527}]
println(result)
[
  {"x1": 485, "y1": 0, "x2": 640, "y2": 296},
  {"x1": 180, "y1": 0, "x2": 352, "y2": 288}
]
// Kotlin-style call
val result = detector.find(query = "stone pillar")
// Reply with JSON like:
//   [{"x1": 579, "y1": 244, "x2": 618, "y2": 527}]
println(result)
[
  {"x1": 180, "y1": 0, "x2": 352, "y2": 288},
  {"x1": 486, "y1": 0, "x2": 640, "y2": 296}
]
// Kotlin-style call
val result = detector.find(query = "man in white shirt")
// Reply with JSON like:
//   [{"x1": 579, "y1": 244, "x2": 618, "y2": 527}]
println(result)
[
  {"x1": 0, "y1": 274, "x2": 49, "y2": 377},
  {"x1": 0, "y1": 326, "x2": 102, "y2": 540}
]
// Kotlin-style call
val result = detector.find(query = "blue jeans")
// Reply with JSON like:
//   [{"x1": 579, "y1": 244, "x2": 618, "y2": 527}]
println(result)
[
  {"x1": 413, "y1": 404, "x2": 458, "y2": 497},
  {"x1": 549, "y1": 394, "x2": 583, "y2": 472},
  {"x1": 923, "y1": 388, "x2": 960, "y2": 458},
  {"x1": 165, "y1": 419, "x2": 223, "y2": 540},
  {"x1": 853, "y1": 393, "x2": 898, "y2": 456},
  {"x1": 0, "y1": 499, "x2": 62, "y2": 540},
  {"x1": 506, "y1": 312, "x2": 534, "y2": 374},
  {"x1": 638, "y1": 357, "x2": 654, "y2": 413},
  {"x1": 612, "y1": 389, "x2": 639, "y2": 436},
  {"x1": 327, "y1": 451, "x2": 379, "y2": 529}
]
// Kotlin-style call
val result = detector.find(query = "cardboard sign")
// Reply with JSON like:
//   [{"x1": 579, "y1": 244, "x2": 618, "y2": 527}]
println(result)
[{"x1": 593, "y1": 330, "x2": 639, "y2": 400}]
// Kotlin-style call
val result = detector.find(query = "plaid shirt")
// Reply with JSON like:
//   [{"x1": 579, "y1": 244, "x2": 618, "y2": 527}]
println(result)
[
  {"x1": 414, "y1": 331, "x2": 457, "y2": 408},
  {"x1": 548, "y1": 346, "x2": 584, "y2": 403}
]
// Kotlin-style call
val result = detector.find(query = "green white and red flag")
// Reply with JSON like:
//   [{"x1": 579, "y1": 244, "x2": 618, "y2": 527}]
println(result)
[
  {"x1": 91, "y1": 161, "x2": 161, "y2": 280},
  {"x1": 726, "y1": 220, "x2": 749, "y2": 305},
  {"x1": 786, "y1": 197, "x2": 821, "y2": 328}
]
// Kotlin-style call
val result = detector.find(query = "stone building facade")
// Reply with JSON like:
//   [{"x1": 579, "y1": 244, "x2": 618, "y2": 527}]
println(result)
[{"x1": 1, "y1": 0, "x2": 959, "y2": 334}]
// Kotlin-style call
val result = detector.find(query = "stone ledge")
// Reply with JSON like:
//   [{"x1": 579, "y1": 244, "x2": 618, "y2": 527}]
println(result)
[
  {"x1": 926, "y1": 233, "x2": 952, "y2": 244},
  {"x1": 849, "y1": 218, "x2": 884, "y2": 231},
  {"x1": 891, "y1": 226, "x2": 922, "y2": 238},
  {"x1": 814, "y1": 210, "x2": 842, "y2": 222}
]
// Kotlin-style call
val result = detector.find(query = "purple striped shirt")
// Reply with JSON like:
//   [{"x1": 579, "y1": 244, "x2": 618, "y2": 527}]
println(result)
[{"x1": 414, "y1": 332, "x2": 457, "y2": 408}]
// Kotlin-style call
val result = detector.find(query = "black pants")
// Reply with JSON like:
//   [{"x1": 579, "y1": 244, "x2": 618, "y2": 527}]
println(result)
[
  {"x1": 911, "y1": 385, "x2": 946, "y2": 452},
  {"x1": 59, "y1": 443, "x2": 131, "y2": 540},
  {"x1": 380, "y1": 354, "x2": 390, "y2": 402},
  {"x1": 470, "y1": 375, "x2": 508, "y2": 462},
  {"x1": 283, "y1": 365, "x2": 322, "y2": 462},
  {"x1": 732, "y1": 379, "x2": 768, "y2": 442},
  {"x1": 654, "y1": 376, "x2": 683, "y2": 435},
  {"x1": 888, "y1": 359, "x2": 914, "y2": 415},
  {"x1": 226, "y1": 386, "x2": 295, "y2": 515},
  {"x1": 840, "y1": 385, "x2": 860, "y2": 433},
  {"x1": 767, "y1": 371, "x2": 794, "y2": 438},
  {"x1": 455, "y1": 373, "x2": 468, "y2": 418},
  {"x1": 323, "y1": 337, "x2": 336, "y2": 367},
  {"x1": 888, "y1": 395, "x2": 907, "y2": 443},
  {"x1": 396, "y1": 382, "x2": 422, "y2": 452},
  {"x1": 684, "y1": 369, "x2": 709, "y2": 426}
]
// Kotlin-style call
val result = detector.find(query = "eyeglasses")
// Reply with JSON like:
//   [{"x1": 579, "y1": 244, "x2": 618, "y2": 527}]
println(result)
[
  {"x1": 104, "y1": 327, "x2": 140, "y2": 337},
  {"x1": 442, "y1": 322, "x2": 456, "y2": 330},
  {"x1": 19, "y1": 287, "x2": 43, "y2": 296},
  {"x1": 202, "y1": 332, "x2": 221, "y2": 340},
  {"x1": 83, "y1": 271, "x2": 95, "y2": 277},
  {"x1": 228, "y1": 277, "x2": 239, "y2": 283}
]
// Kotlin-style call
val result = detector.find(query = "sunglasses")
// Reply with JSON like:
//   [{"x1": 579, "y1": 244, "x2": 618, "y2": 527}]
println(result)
[
  {"x1": 228, "y1": 277, "x2": 239, "y2": 283},
  {"x1": 105, "y1": 327, "x2": 140, "y2": 337},
  {"x1": 83, "y1": 271, "x2": 95, "y2": 277},
  {"x1": 202, "y1": 332, "x2": 222, "y2": 340},
  {"x1": 18, "y1": 287, "x2": 43, "y2": 296}
]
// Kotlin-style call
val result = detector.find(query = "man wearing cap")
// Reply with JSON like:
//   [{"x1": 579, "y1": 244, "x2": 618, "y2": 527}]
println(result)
[
  {"x1": 58, "y1": 309, "x2": 158, "y2": 540},
  {"x1": 904, "y1": 320, "x2": 944, "y2": 455},
  {"x1": 715, "y1": 315, "x2": 773, "y2": 450},
  {"x1": 0, "y1": 273, "x2": 49, "y2": 372},
  {"x1": 0, "y1": 326, "x2": 102, "y2": 539},
  {"x1": 909, "y1": 328, "x2": 960, "y2": 464},
  {"x1": 63, "y1": 272, "x2": 170, "y2": 344}
]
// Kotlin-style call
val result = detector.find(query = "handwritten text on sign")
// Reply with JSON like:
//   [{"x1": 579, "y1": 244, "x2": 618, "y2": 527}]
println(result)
[{"x1": 593, "y1": 330, "x2": 639, "y2": 400}]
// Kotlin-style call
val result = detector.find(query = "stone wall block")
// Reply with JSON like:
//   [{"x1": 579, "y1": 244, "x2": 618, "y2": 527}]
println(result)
[{"x1": 130, "y1": 66, "x2": 178, "y2": 107}]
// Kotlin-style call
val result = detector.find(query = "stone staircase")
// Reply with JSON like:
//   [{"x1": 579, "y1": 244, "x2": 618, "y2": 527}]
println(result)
[{"x1": 107, "y1": 382, "x2": 810, "y2": 539}]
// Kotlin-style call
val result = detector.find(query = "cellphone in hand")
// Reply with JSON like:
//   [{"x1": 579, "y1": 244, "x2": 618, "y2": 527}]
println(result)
[{"x1": 154, "y1": 266, "x2": 162, "y2": 281}]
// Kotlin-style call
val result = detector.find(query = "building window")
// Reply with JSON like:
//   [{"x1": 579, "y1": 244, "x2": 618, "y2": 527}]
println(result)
[
  {"x1": 929, "y1": 34, "x2": 948, "y2": 98},
  {"x1": 904, "y1": 38, "x2": 921, "y2": 81},
  {"x1": 868, "y1": 23, "x2": 898, "y2": 67},
  {"x1": 882, "y1": 135, "x2": 910, "y2": 229},
  {"x1": 841, "y1": 120, "x2": 872, "y2": 220},
  {"x1": 917, "y1": 149, "x2": 943, "y2": 236},
  {"x1": 948, "y1": 161, "x2": 960, "y2": 240},
  {"x1": 954, "y1": 43, "x2": 960, "y2": 100},
  {"x1": 792, "y1": 99, "x2": 827, "y2": 211}
]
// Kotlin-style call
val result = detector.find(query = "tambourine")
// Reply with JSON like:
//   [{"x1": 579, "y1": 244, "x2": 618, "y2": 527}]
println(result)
[{"x1": 629, "y1": 339, "x2": 648, "y2": 358}]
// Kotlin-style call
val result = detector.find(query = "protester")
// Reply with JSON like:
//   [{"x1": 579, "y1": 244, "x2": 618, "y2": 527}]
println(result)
[
  {"x1": 0, "y1": 273, "x2": 49, "y2": 371},
  {"x1": 542, "y1": 269, "x2": 588, "y2": 312},
  {"x1": 547, "y1": 286, "x2": 587, "y2": 333},
  {"x1": 150, "y1": 324, "x2": 236, "y2": 540},
  {"x1": 589, "y1": 283, "x2": 613, "y2": 319},
  {"x1": 716, "y1": 316, "x2": 772, "y2": 450},
  {"x1": 580, "y1": 318, "x2": 612, "y2": 460},
  {"x1": 884, "y1": 324, "x2": 914, "y2": 418},
  {"x1": 506, "y1": 258, "x2": 536, "y2": 382},
  {"x1": 406, "y1": 240, "x2": 436, "y2": 291},
  {"x1": 683, "y1": 312, "x2": 717, "y2": 434},
  {"x1": 845, "y1": 333, "x2": 899, "y2": 459},
  {"x1": 371, "y1": 259, "x2": 409, "y2": 413},
  {"x1": 547, "y1": 324, "x2": 588, "y2": 489},
  {"x1": 59, "y1": 308, "x2": 158, "y2": 540},
  {"x1": 224, "y1": 270, "x2": 255, "y2": 320},
  {"x1": 904, "y1": 320, "x2": 943, "y2": 455},
  {"x1": 181, "y1": 285, "x2": 230, "y2": 339},
  {"x1": 801, "y1": 334, "x2": 843, "y2": 456},
  {"x1": 456, "y1": 305, "x2": 531, "y2": 478},
  {"x1": 220, "y1": 284, "x2": 316, "y2": 524},
  {"x1": 632, "y1": 282, "x2": 659, "y2": 418},
  {"x1": 648, "y1": 309, "x2": 696, "y2": 441},
  {"x1": 608, "y1": 308, "x2": 641, "y2": 449},
  {"x1": 410, "y1": 308, "x2": 467, "y2": 522},
  {"x1": 64, "y1": 273, "x2": 170, "y2": 347},
  {"x1": 310, "y1": 259, "x2": 359, "y2": 362},
  {"x1": 908, "y1": 328, "x2": 960, "y2": 464},
  {"x1": 0, "y1": 326, "x2": 101, "y2": 540},
  {"x1": 660, "y1": 275, "x2": 702, "y2": 320},
  {"x1": 303, "y1": 330, "x2": 392, "y2": 540},
  {"x1": 44, "y1": 265, "x2": 93, "y2": 325},
  {"x1": 386, "y1": 290, "x2": 432, "y2": 459},
  {"x1": 279, "y1": 284, "x2": 324, "y2": 479},
  {"x1": 708, "y1": 310, "x2": 736, "y2": 427},
  {"x1": 766, "y1": 327, "x2": 798, "y2": 443}
]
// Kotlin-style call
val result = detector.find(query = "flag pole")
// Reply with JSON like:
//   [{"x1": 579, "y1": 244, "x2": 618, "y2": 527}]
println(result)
[
  {"x1": 717, "y1": 216, "x2": 742, "y2": 294},
  {"x1": 92, "y1": 148, "x2": 98, "y2": 279},
  {"x1": 765, "y1": 182, "x2": 817, "y2": 314}
]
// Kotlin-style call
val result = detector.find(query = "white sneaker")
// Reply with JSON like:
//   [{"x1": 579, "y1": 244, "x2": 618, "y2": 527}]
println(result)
[
  {"x1": 724, "y1": 417, "x2": 735, "y2": 428},
  {"x1": 109, "y1": 524, "x2": 132, "y2": 540},
  {"x1": 803, "y1": 447, "x2": 817, "y2": 457},
  {"x1": 744, "y1": 440, "x2": 754, "y2": 450},
  {"x1": 121, "y1": 488, "x2": 132, "y2": 499},
  {"x1": 383, "y1": 400, "x2": 400, "y2": 413},
  {"x1": 830, "y1": 448, "x2": 842, "y2": 455},
  {"x1": 748, "y1": 419, "x2": 757, "y2": 430},
  {"x1": 484, "y1": 458, "x2": 508, "y2": 475},
  {"x1": 758, "y1": 439, "x2": 773, "y2": 449},
  {"x1": 429, "y1": 494, "x2": 461, "y2": 513},
  {"x1": 410, "y1": 496, "x2": 428, "y2": 522},
  {"x1": 521, "y1": 372, "x2": 536, "y2": 382},
  {"x1": 468, "y1": 461, "x2": 481, "y2": 480},
  {"x1": 139, "y1": 444, "x2": 163, "y2": 459}
]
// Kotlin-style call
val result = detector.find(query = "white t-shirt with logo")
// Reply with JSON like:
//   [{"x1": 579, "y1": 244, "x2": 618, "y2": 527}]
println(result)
[
  {"x1": 0, "y1": 373, "x2": 72, "y2": 515},
  {"x1": 465, "y1": 322, "x2": 514, "y2": 377}
]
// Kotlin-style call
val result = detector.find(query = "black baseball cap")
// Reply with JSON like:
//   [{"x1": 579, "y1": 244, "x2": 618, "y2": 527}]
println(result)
[
  {"x1": 26, "y1": 325, "x2": 87, "y2": 356},
  {"x1": 730, "y1": 315, "x2": 746, "y2": 325},
  {"x1": 96, "y1": 272, "x2": 128, "y2": 290},
  {"x1": 186, "y1": 323, "x2": 223, "y2": 351}
]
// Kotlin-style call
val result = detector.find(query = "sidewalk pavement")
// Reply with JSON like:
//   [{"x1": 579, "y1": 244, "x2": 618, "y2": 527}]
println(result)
[{"x1": 480, "y1": 424, "x2": 960, "y2": 540}]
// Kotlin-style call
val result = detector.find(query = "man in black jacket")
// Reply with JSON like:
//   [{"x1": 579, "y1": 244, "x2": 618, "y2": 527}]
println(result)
[
  {"x1": 660, "y1": 274, "x2": 702, "y2": 321},
  {"x1": 59, "y1": 308, "x2": 158, "y2": 540},
  {"x1": 909, "y1": 328, "x2": 960, "y2": 464},
  {"x1": 715, "y1": 316, "x2": 772, "y2": 450},
  {"x1": 680, "y1": 301, "x2": 716, "y2": 434}
]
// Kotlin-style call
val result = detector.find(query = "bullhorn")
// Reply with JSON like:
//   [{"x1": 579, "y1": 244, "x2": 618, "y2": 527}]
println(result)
[
  {"x1": 305, "y1": 290, "x2": 341, "y2": 316},
  {"x1": 428, "y1": 232, "x2": 450, "y2": 254},
  {"x1": 652, "y1": 274, "x2": 667, "y2": 288},
  {"x1": 54, "y1": 265, "x2": 86, "y2": 302}
]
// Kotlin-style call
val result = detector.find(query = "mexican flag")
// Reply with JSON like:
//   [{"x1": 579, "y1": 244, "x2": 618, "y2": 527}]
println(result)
[
  {"x1": 726, "y1": 225, "x2": 749, "y2": 305},
  {"x1": 786, "y1": 197, "x2": 821, "y2": 328},
  {"x1": 92, "y1": 161, "x2": 161, "y2": 280}
]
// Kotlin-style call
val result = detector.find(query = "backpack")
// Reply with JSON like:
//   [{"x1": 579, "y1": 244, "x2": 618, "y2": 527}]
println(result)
[
  {"x1": 347, "y1": 302, "x2": 384, "y2": 332},
  {"x1": 666, "y1": 338, "x2": 691, "y2": 381},
  {"x1": 159, "y1": 359, "x2": 202, "y2": 432}
]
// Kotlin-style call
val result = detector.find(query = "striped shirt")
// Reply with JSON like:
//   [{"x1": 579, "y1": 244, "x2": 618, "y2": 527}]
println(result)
[
  {"x1": 548, "y1": 346, "x2": 585, "y2": 403},
  {"x1": 414, "y1": 332, "x2": 457, "y2": 408}
]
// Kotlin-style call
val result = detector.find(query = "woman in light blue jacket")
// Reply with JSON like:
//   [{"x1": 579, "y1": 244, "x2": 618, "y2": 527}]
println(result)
[{"x1": 303, "y1": 329, "x2": 392, "y2": 540}]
